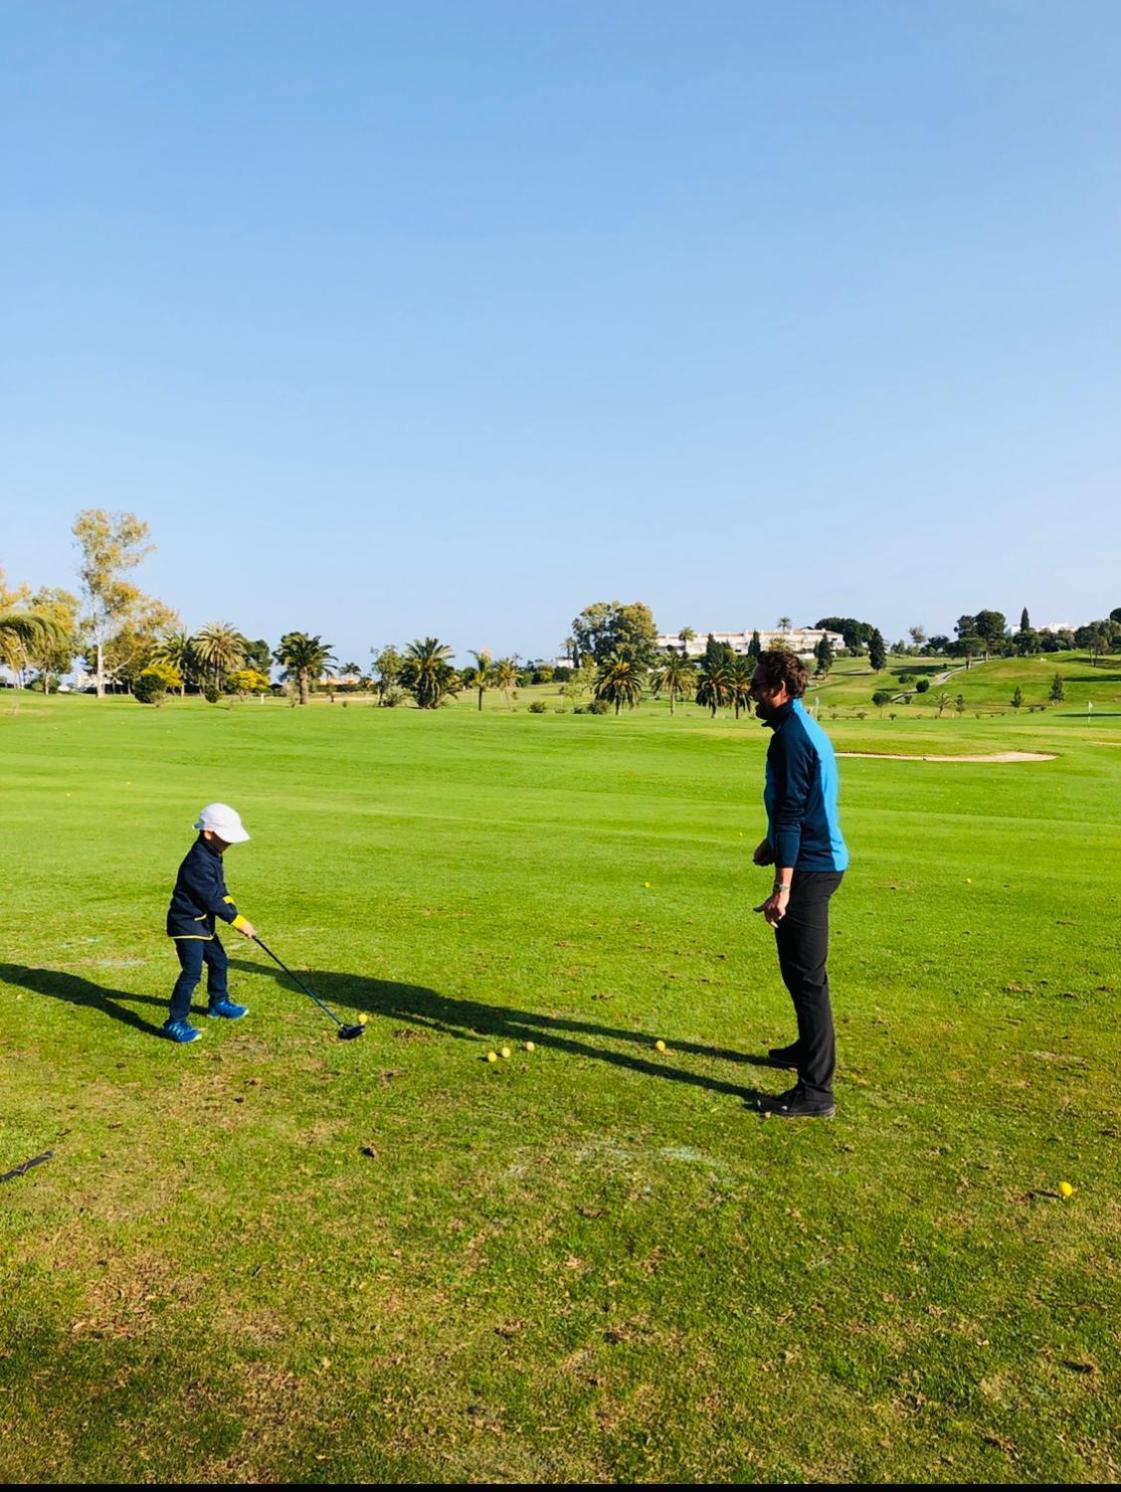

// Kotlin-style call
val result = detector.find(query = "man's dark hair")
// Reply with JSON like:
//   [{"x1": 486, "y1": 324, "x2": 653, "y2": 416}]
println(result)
[{"x1": 754, "y1": 648, "x2": 809, "y2": 698}]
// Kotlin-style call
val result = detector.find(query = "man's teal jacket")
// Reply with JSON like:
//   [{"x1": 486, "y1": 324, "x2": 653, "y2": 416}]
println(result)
[{"x1": 762, "y1": 698, "x2": 849, "y2": 873}]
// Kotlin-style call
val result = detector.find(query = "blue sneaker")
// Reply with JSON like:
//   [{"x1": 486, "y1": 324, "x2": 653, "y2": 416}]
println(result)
[
  {"x1": 208, "y1": 998, "x2": 248, "y2": 1020},
  {"x1": 163, "y1": 1019, "x2": 203, "y2": 1044}
]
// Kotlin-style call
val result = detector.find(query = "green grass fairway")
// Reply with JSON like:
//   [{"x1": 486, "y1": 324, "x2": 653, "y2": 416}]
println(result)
[{"x1": 2, "y1": 695, "x2": 1119, "y2": 1482}]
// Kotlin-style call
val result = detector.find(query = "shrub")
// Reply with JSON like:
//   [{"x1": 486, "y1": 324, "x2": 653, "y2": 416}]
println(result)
[
  {"x1": 528, "y1": 700, "x2": 547, "y2": 713},
  {"x1": 134, "y1": 670, "x2": 168, "y2": 706},
  {"x1": 586, "y1": 699, "x2": 610, "y2": 715},
  {"x1": 915, "y1": 678, "x2": 930, "y2": 694},
  {"x1": 872, "y1": 690, "x2": 892, "y2": 708},
  {"x1": 203, "y1": 684, "x2": 221, "y2": 704}
]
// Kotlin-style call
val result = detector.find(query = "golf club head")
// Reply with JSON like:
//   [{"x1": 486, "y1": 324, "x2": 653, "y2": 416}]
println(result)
[{"x1": 337, "y1": 1024, "x2": 365, "y2": 1041}]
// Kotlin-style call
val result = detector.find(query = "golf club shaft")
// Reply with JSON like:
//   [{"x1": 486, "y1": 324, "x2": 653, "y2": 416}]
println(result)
[{"x1": 252, "y1": 936, "x2": 343, "y2": 1027}]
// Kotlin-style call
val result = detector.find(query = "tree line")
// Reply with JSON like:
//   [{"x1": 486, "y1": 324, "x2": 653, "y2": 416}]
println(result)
[{"x1": 3, "y1": 515, "x2": 1119, "y2": 706}]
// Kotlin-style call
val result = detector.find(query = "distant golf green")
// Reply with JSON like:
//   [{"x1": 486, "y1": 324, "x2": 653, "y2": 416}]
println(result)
[{"x1": 2, "y1": 684, "x2": 1118, "y2": 1482}]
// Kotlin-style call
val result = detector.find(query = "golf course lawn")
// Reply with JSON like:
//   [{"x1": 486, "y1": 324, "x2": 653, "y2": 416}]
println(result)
[{"x1": 2, "y1": 692, "x2": 1119, "y2": 1483}]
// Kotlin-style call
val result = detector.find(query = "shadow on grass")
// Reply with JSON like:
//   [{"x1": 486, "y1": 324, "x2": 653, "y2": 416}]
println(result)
[
  {"x1": 230, "y1": 956, "x2": 781, "y2": 1104},
  {"x1": 0, "y1": 957, "x2": 789, "y2": 1102},
  {"x1": 0, "y1": 963, "x2": 171, "y2": 1038}
]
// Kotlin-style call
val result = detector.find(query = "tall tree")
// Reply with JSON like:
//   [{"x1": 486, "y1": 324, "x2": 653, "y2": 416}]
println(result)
[
  {"x1": 11, "y1": 587, "x2": 76, "y2": 690},
  {"x1": 748, "y1": 629, "x2": 762, "y2": 660},
  {"x1": 274, "y1": 632, "x2": 336, "y2": 705},
  {"x1": 153, "y1": 630, "x2": 197, "y2": 696},
  {"x1": 243, "y1": 638, "x2": 272, "y2": 676},
  {"x1": 72, "y1": 510, "x2": 154, "y2": 697},
  {"x1": 493, "y1": 656, "x2": 519, "y2": 708},
  {"x1": 594, "y1": 653, "x2": 647, "y2": 714},
  {"x1": 193, "y1": 622, "x2": 248, "y2": 692},
  {"x1": 650, "y1": 651, "x2": 695, "y2": 715},
  {"x1": 695, "y1": 652, "x2": 735, "y2": 717},
  {"x1": 732, "y1": 656, "x2": 755, "y2": 718},
  {"x1": 868, "y1": 629, "x2": 887, "y2": 672},
  {"x1": 974, "y1": 610, "x2": 1007, "y2": 657},
  {"x1": 371, "y1": 644, "x2": 403, "y2": 703},
  {"x1": 908, "y1": 625, "x2": 926, "y2": 650},
  {"x1": 464, "y1": 650, "x2": 494, "y2": 711},
  {"x1": 1020, "y1": 606, "x2": 1031, "y2": 633},
  {"x1": 92, "y1": 597, "x2": 180, "y2": 692},
  {"x1": 814, "y1": 634, "x2": 834, "y2": 676},
  {"x1": 571, "y1": 601, "x2": 658, "y2": 666},
  {"x1": 400, "y1": 637, "x2": 459, "y2": 709},
  {"x1": 0, "y1": 610, "x2": 65, "y2": 684},
  {"x1": 777, "y1": 615, "x2": 792, "y2": 632}
]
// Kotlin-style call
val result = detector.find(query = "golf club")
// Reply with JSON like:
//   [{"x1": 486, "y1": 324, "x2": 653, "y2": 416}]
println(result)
[{"x1": 252, "y1": 936, "x2": 365, "y2": 1040}]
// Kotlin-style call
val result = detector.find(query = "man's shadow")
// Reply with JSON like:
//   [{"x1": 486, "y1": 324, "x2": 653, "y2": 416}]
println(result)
[
  {"x1": 231, "y1": 956, "x2": 780, "y2": 1103},
  {"x1": 0, "y1": 959, "x2": 786, "y2": 1103}
]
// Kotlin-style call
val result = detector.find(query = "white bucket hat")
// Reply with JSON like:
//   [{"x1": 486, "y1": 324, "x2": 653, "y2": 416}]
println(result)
[{"x1": 194, "y1": 803, "x2": 251, "y2": 843}]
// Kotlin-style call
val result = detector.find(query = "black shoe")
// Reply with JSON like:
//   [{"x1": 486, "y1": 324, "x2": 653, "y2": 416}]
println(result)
[
  {"x1": 758, "y1": 1084, "x2": 835, "y2": 1119},
  {"x1": 767, "y1": 1041, "x2": 802, "y2": 1069}
]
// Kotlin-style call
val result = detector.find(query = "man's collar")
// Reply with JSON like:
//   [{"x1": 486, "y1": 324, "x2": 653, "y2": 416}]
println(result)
[{"x1": 761, "y1": 698, "x2": 796, "y2": 730}]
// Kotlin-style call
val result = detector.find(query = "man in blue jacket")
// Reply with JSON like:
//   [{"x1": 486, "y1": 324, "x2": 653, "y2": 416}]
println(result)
[
  {"x1": 164, "y1": 803, "x2": 257, "y2": 1043},
  {"x1": 750, "y1": 650, "x2": 848, "y2": 1118}
]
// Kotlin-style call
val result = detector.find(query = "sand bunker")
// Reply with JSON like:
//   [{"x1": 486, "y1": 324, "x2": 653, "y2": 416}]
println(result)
[{"x1": 837, "y1": 751, "x2": 1056, "y2": 763}]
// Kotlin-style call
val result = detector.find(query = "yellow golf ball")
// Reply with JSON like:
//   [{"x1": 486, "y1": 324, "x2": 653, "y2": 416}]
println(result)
[
  {"x1": 486, "y1": 1051, "x2": 498, "y2": 1063},
  {"x1": 1059, "y1": 1181, "x2": 1075, "y2": 1198},
  {"x1": 655, "y1": 1039, "x2": 666, "y2": 1053},
  {"x1": 500, "y1": 1047, "x2": 511, "y2": 1059},
  {"x1": 524, "y1": 1041, "x2": 535, "y2": 1052},
  {"x1": 644, "y1": 881, "x2": 652, "y2": 888},
  {"x1": 357, "y1": 1013, "x2": 368, "y2": 1025}
]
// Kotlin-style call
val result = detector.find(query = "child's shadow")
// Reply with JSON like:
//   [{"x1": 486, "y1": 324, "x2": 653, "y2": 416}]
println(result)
[
  {"x1": 0, "y1": 963, "x2": 172, "y2": 1038},
  {"x1": 230, "y1": 956, "x2": 779, "y2": 1104}
]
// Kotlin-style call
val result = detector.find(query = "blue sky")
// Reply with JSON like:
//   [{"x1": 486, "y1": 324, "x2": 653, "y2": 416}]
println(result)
[{"x1": 3, "y1": 0, "x2": 1119, "y2": 662}]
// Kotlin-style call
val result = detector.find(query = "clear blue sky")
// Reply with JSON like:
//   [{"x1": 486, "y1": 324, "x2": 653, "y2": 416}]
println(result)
[{"x1": 3, "y1": 0, "x2": 1119, "y2": 662}]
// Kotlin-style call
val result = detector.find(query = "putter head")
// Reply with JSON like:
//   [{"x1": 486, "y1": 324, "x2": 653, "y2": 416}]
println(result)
[{"x1": 338, "y1": 1024, "x2": 365, "y2": 1041}]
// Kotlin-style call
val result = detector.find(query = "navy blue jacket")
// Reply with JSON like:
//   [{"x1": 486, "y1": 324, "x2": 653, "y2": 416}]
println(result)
[
  {"x1": 763, "y1": 699, "x2": 849, "y2": 873},
  {"x1": 166, "y1": 835, "x2": 245, "y2": 939}
]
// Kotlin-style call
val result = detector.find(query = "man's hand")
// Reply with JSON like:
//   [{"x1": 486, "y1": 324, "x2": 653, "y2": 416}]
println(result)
[
  {"x1": 236, "y1": 918, "x2": 257, "y2": 939},
  {"x1": 753, "y1": 887, "x2": 790, "y2": 926},
  {"x1": 752, "y1": 839, "x2": 775, "y2": 867}
]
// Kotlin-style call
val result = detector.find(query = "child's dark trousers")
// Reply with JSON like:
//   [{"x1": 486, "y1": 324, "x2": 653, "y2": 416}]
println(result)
[{"x1": 170, "y1": 937, "x2": 229, "y2": 1022}]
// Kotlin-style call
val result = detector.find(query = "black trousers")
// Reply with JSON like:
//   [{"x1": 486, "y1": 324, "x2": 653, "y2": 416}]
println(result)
[{"x1": 773, "y1": 870, "x2": 844, "y2": 1099}]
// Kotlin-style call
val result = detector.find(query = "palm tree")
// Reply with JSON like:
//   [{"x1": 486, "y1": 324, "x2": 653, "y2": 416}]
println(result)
[
  {"x1": 0, "y1": 610, "x2": 64, "y2": 683},
  {"x1": 677, "y1": 627, "x2": 696, "y2": 655},
  {"x1": 274, "y1": 632, "x2": 337, "y2": 705},
  {"x1": 695, "y1": 654, "x2": 735, "y2": 717},
  {"x1": 732, "y1": 657, "x2": 754, "y2": 719},
  {"x1": 650, "y1": 651, "x2": 695, "y2": 715},
  {"x1": 152, "y1": 630, "x2": 196, "y2": 696},
  {"x1": 777, "y1": 616, "x2": 792, "y2": 633},
  {"x1": 494, "y1": 656, "x2": 518, "y2": 708},
  {"x1": 595, "y1": 652, "x2": 647, "y2": 714},
  {"x1": 193, "y1": 622, "x2": 248, "y2": 692},
  {"x1": 465, "y1": 649, "x2": 494, "y2": 711},
  {"x1": 1, "y1": 610, "x2": 65, "y2": 688},
  {"x1": 400, "y1": 637, "x2": 459, "y2": 709}
]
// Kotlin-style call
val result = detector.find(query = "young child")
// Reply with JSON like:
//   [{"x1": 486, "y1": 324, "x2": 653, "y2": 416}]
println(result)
[{"x1": 164, "y1": 803, "x2": 257, "y2": 1043}]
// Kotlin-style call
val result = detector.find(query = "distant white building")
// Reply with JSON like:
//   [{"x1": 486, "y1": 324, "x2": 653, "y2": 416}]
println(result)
[{"x1": 656, "y1": 627, "x2": 845, "y2": 660}]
